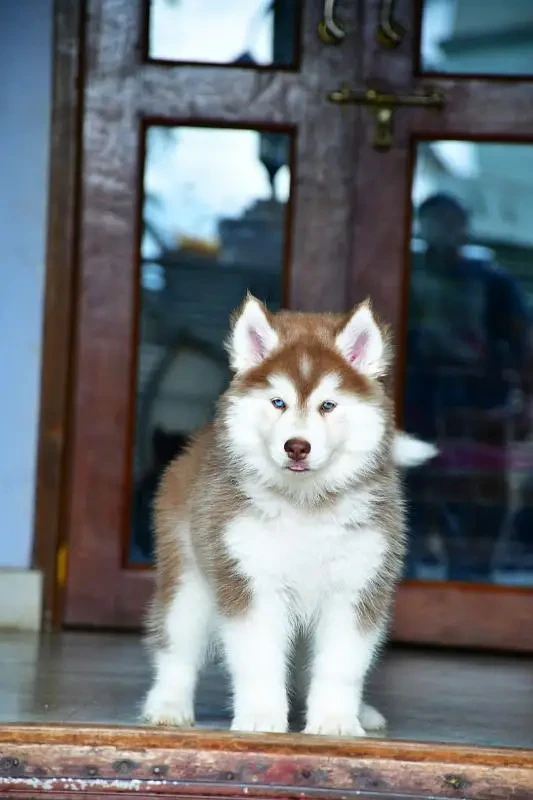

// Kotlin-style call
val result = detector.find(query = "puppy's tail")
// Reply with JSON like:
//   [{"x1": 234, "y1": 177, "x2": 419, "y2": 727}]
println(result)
[{"x1": 393, "y1": 431, "x2": 438, "y2": 468}]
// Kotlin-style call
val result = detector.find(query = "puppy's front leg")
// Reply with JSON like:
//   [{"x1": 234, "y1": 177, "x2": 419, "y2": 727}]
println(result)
[
  {"x1": 221, "y1": 594, "x2": 290, "y2": 733},
  {"x1": 305, "y1": 596, "x2": 382, "y2": 737}
]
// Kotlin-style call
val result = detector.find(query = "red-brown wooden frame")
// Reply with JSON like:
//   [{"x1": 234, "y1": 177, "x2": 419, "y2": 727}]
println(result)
[
  {"x1": 1, "y1": 724, "x2": 533, "y2": 800},
  {"x1": 33, "y1": 0, "x2": 84, "y2": 630}
]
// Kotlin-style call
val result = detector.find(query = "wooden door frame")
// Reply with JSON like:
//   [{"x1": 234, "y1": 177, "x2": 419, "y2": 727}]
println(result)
[
  {"x1": 34, "y1": 0, "x2": 533, "y2": 648},
  {"x1": 32, "y1": 0, "x2": 84, "y2": 630}
]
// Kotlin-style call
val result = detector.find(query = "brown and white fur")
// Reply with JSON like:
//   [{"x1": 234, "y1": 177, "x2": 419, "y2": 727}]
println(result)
[{"x1": 143, "y1": 295, "x2": 436, "y2": 736}]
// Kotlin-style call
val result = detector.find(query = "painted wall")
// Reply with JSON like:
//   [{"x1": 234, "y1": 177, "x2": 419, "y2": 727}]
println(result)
[{"x1": 0, "y1": 0, "x2": 52, "y2": 567}]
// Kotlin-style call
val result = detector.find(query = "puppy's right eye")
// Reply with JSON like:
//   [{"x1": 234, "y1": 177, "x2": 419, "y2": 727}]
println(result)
[{"x1": 271, "y1": 398, "x2": 286, "y2": 410}]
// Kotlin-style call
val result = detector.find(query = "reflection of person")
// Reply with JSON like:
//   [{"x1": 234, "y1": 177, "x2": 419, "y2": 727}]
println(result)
[{"x1": 404, "y1": 193, "x2": 533, "y2": 580}]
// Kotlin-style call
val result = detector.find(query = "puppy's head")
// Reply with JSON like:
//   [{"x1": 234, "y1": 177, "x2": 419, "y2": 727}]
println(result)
[{"x1": 220, "y1": 294, "x2": 394, "y2": 495}]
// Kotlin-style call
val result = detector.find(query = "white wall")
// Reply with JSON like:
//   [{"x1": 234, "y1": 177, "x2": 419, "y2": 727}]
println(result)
[{"x1": 0, "y1": 0, "x2": 52, "y2": 568}]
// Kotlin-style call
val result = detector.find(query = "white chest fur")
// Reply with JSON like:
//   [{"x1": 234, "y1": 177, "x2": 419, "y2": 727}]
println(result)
[{"x1": 223, "y1": 486, "x2": 386, "y2": 621}]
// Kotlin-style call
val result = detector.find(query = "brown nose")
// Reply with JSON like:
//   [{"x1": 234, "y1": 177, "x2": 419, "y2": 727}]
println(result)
[{"x1": 284, "y1": 438, "x2": 311, "y2": 461}]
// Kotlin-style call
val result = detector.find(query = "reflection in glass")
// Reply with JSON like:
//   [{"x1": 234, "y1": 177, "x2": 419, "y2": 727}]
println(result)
[
  {"x1": 405, "y1": 141, "x2": 533, "y2": 586},
  {"x1": 148, "y1": 0, "x2": 298, "y2": 67},
  {"x1": 130, "y1": 126, "x2": 291, "y2": 564},
  {"x1": 420, "y1": 0, "x2": 533, "y2": 75}
]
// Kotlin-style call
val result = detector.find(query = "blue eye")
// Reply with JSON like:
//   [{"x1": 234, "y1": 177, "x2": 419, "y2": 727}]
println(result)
[
  {"x1": 271, "y1": 398, "x2": 286, "y2": 410},
  {"x1": 320, "y1": 400, "x2": 336, "y2": 413}
]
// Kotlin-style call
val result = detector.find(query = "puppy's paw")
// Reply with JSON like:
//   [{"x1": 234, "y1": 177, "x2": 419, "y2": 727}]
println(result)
[
  {"x1": 231, "y1": 709, "x2": 288, "y2": 734},
  {"x1": 142, "y1": 688, "x2": 194, "y2": 728},
  {"x1": 304, "y1": 714, "x2": 366, "y2": 738}
]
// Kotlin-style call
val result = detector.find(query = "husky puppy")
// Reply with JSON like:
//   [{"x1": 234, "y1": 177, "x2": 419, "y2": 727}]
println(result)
[{"x1": 143, "y1": 295, "x2": 436, "y2": 735}]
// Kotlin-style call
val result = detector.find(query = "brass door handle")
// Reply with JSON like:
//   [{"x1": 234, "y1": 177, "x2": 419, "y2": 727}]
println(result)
[
  {"x1": 318, "y1": 0, "x2": 346, "y2": 44},
  {"x1": 328, "y1": 85, "x2": 445, "y2": 149},
  {"x1": 376, "y1": 0, "x2": 405, "y2": 48}
]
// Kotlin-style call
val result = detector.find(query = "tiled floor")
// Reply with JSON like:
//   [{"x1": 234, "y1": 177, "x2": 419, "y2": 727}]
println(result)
[{"x1": 1, "y1": 631, "x2": 532, "y2": 748}]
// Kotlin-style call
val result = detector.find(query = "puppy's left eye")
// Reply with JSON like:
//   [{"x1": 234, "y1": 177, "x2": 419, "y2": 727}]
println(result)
[
  {"x1": 320, "y1": 400, "x2": 336, "y2": 413},
  {"x1": 271, "y1": 398, "x2": 287, "y2": 410}
]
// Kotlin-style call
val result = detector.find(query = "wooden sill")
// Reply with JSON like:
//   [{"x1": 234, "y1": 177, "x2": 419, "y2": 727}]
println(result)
[{"x1": 0, "y1": 724, "x2": 532, "y2": 799}]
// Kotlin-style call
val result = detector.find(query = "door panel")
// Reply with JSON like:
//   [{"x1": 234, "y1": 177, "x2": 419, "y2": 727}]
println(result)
[
  {"x1": 63, "y1": 0, "x2": 363, "y2": 627},
  {"x1": 348, "y1": 0, "x2": 533, "y2": 649}
]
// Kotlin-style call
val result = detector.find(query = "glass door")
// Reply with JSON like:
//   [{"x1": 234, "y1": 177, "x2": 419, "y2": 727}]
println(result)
[
  {"x1": 346, "y1": 0, "x2": 533, "y2": 650},
  {"x1": 63, "y1": 0, "x2": 365, "y2": 627}
]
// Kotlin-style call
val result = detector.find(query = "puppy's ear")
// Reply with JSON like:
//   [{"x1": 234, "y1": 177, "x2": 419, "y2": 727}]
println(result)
[
  {"x1": 336, "y1": 300, "x2": 389, "y2": 378},
  {"x1": 227, "y1": 293, "x2": 279, "y2": 373}
]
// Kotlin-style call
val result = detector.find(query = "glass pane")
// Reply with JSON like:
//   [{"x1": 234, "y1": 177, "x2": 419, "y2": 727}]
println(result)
[
  {"x1": 420, "y1": 0, "x2": 533, "y2": 75},
  {"x1": 148, "y1": 0, "x2": 299, "y2": 68},
  {"x1": 129, "y1": 125, "x2": 292, "y2": 564},
  {"x1": 405, "y1": 140, "x2": 533, "y2": 586}
]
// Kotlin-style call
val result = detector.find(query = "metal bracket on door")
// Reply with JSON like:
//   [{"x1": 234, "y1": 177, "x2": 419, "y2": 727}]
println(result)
[
  {"x1": 328, "y1": 84, "x2": 445, "y2": 149},
  {"x1": 318, "y1": 0, "x2": 346, "y2": 44},
  {"x1": 376, "y1": 0, "x2": 405, "y2": 48}
]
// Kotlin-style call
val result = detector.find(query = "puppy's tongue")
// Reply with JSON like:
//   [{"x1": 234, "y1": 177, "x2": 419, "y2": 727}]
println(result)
[{"x1": 289, "y1": 462, "x2": 309, "y2": 472}]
